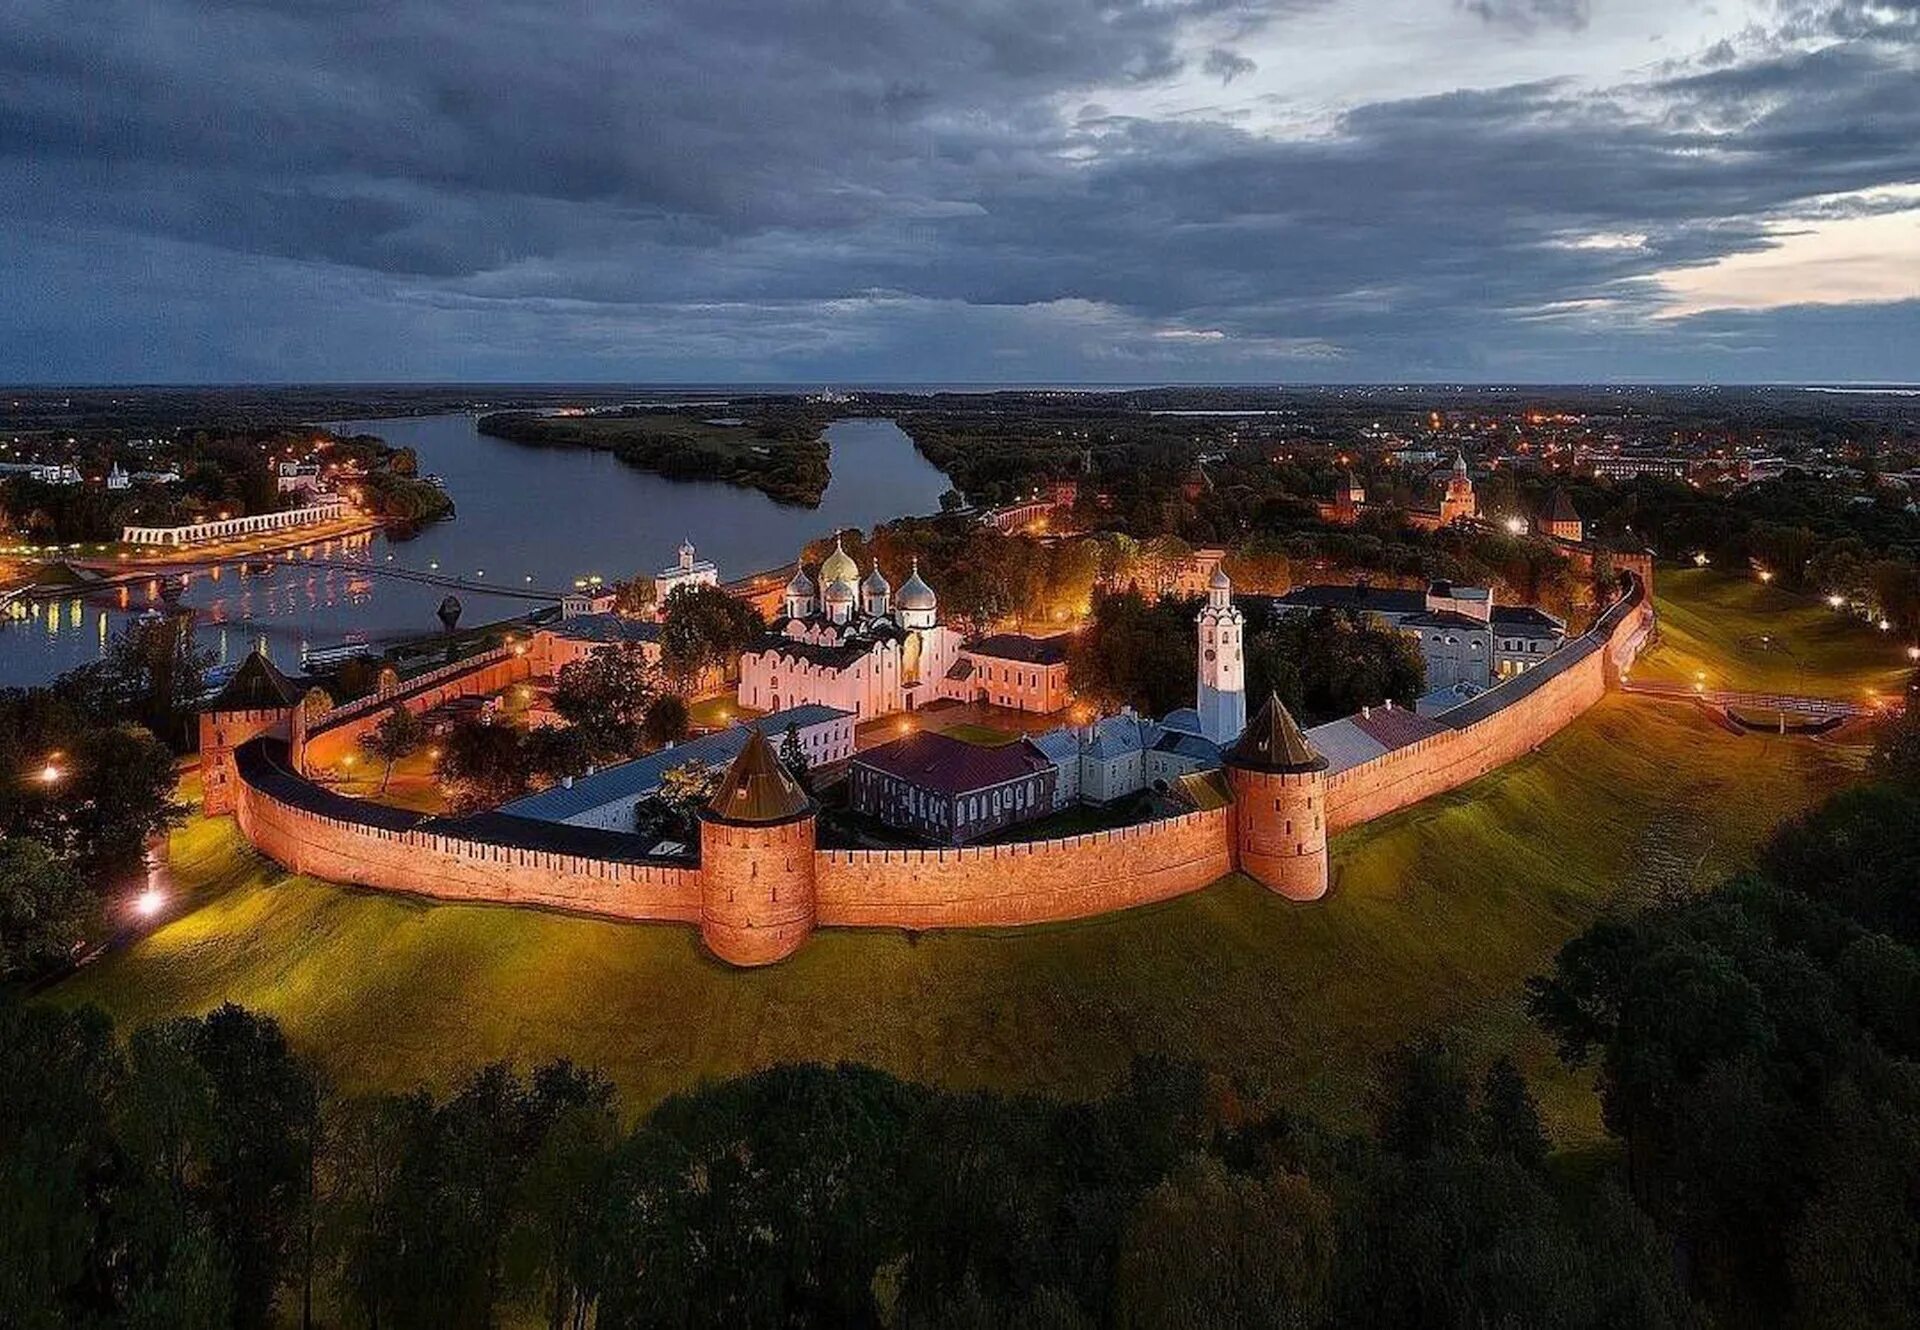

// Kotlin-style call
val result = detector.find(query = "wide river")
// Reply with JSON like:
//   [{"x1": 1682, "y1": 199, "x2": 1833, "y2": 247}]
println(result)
[{"x1": 0, "y1": 415, "x2": 951, "y2": 686}]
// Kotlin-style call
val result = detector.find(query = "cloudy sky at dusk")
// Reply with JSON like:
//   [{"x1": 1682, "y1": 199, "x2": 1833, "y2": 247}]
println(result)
[{"x1": 4, "y1": 0, "x2": 1917, "y2": 383}]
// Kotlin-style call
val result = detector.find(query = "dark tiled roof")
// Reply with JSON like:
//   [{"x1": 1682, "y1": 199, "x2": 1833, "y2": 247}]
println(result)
[
  {"x1": 1274, "y1": 585, "x2": 1425, "y2": 615},
  {"x1": 854, "y1": 731, "x2": 1054, "y2": 796},
  {"x1": 550, "y1": 614, "x2": 662, "y2": 645},
  {"x1": 425, "y1": 810, "x2": 669, "y2": 862},
  {"x1": 1226, "y1": 694, "x2": 1327, "y2": 773},
  {"x1": 1401, "y1": 609, "x2": 1489, "y2": 631},
  {"x1": 235, "y1": 739, "x2": 424, "y2": 832},
  {"x1": 1548, "y1": 489, "x2": 1580, "y2": 523},
  {"x1": 966, "y1": 632, "x2": 1074, "y2": 665},
  {"x1": 1349, "y1": 706, "x2": 1448, "y2": 749},
  {"x1": 1490, "y1": 605, "x2": 1567, "y2": 635},
  {"x1": 207, "y1": 650, "x2": 302, "y2": 712},
  {"x1": 704, "y1": 728, "x2": 813, "y2": 825}
]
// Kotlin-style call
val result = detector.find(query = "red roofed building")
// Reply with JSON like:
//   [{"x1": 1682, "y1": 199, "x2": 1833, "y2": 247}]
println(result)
[{"x1": 849, "y1": 730, "x2": 1058, "y2": 845}]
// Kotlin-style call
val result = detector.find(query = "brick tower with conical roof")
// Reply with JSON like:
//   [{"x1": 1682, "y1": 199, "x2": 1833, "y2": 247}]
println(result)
[
  {"x1": 697, "y1": 727, "x2": 819, "y2": 965},
  {"x1": 1224, "y1": 692, "x2": 1331, "y2": 901},
  {"x1": 198, "y1": 646, "x2": 303, "y2": 815}
]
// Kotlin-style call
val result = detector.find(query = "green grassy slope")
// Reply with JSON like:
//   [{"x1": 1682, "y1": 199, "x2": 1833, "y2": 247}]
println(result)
[
  {"x1": 52, "y1": 696, "x2": 1860, "y2": 1144},
  {"x1": 1634, "y1": 566, "x2": 1912, "y2": 700}
]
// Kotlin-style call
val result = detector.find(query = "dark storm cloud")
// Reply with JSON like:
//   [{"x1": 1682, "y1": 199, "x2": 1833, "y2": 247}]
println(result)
[{"x1": 0, "y1": 0, "x2": 1917, "y2": 380}]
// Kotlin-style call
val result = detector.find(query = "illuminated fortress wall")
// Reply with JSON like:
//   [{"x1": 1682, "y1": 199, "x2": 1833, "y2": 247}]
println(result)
[{"x1": 216, "y1": 576, "x2": 1653, "y2": 964}]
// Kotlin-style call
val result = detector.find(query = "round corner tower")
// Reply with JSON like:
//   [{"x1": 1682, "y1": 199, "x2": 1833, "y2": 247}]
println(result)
[
  {"x1": 698, "y1": 728, "x2": 818, "y2": 966},
  {"x1": 1224, "y1": 692, "x2": 1331, "y2": 902}
]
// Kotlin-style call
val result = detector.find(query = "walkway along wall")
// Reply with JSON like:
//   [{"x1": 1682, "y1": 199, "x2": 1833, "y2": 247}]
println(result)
[{"x1": 213, "y1": 575, "x2": 1653, "y2": 964}]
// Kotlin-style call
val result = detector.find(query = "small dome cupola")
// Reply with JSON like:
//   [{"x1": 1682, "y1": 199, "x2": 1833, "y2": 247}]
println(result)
[
  {"x1": 860, "y1": 564, "x2": 892, "y2": 618},
  {"x1": 783, "y1": 555, "x2": 816, "y2": 619},
  {"x1": 895, "y1": 557, "x2": 938, "y2": 627}
]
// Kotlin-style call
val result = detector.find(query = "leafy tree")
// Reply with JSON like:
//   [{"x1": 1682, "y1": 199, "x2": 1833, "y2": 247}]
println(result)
[
  {"x1": 642, "y1": 694, "x2": 690, "y2": 750},
  {"x1": 60, "y1": 612, "x2": 214, "y2": 747},
  {"x1": 1067, "y1": 590, "x2": 1197, "y2": 717},
  {"x1": 8, "y1": 722, "x2": 182, "y2": 884},
  {"x1": 358, "y1": 704, "x2": 425, "y2": 794},
  {"x1": 1243, "y1": 606, "x2": 1425, "y2": 726},
  {"x1": 1115, "y1": 1158, "x2": 1334, "y2": 1330},
  {"x1": 1869, "y1": 670, "x2": 1920, "y2": 784},
  {"x1": 658, "y1": 585, "x2": 763, "y2": 689},
  {"x1": 436, "y1": 717, "x2": 530, "y2": 812},
  {"x1": 552, "y1": 643, "x2": 658, "y2": 760},
  {"x1": 0, "y1": 837, "x2": 90, "y2": 984},
  {"x1": 1477, "y1": 1057, "x2": 1549, "y2": 1170}
]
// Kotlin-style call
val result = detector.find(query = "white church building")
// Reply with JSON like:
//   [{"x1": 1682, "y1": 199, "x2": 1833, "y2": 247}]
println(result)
[{"x1": 735, "y1": 537, "x2": 964, "y2": 723}]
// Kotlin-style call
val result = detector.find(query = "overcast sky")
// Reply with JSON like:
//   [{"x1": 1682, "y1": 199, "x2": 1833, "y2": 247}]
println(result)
[{"x1": 4, "y1": 0, "x2": 1917, "y2": 383}]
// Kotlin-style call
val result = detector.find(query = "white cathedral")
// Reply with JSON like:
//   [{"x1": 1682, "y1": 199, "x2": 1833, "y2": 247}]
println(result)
[{"x1": 736, "y1": 537, "x2": 965, "y2": 722}]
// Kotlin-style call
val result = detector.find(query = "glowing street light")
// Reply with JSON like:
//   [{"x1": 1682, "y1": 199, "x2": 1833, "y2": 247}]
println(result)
[
  {"x1": 1504, "y1": 516, "x2": 1527, "y2": 535},
  {"x1": 37, "y1": 762, "x2": 62, "y2": 784},
  {"x1": 1757, "y1": 569, "x2": 1774, "y2": 583},
  {"x1": 133, "y1": 887, "x2": 165, "y2": 919},
  {"x1": 1827, "y1": 594, "x2": 1845, "y2": 609}
]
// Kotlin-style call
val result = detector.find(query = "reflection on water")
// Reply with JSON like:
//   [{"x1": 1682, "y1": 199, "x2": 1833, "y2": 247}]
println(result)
[{"x1": 0, "y1": 414, "x2": 950, "y2": 686}]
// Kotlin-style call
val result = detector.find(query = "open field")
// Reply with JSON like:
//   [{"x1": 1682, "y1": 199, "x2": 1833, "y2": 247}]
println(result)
[
  {"x1": 51, "y1": 695, "x2": 1863, "y2": 1143},
  {"x1": 1634, "y1": 566, "x2": 1913, "y2": 699}
]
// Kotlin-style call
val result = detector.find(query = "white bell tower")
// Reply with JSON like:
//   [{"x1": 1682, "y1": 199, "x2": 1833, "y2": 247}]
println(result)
[{"x1": 1195, "y1": 567, "x2": 1246, "y2": 744}]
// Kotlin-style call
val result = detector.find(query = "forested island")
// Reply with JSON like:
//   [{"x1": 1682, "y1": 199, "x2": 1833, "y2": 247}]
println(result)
[{"x1": 476, "y1": 407, "x2": 833, "y2": 506}]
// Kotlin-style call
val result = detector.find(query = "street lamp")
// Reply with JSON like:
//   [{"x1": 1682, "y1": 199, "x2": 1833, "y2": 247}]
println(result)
[
  {"x1": 37, "y1": 762, "x2": 62, "y2": 785},
  {"x1": 133, "y1": 887, "x2": 165, "y2": 918}
]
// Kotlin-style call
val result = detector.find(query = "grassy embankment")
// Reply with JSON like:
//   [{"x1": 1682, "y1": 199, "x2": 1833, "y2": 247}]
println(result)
[
  {"x1": 477, "y1": 411, "x2": 831, "y2": 507},
  {"x1": 1633, "y1": 565, "x2": 1912, "y2": 700},
  {"x1": 52, "y1": 693, "x2": 1861, "y2": 1145}
]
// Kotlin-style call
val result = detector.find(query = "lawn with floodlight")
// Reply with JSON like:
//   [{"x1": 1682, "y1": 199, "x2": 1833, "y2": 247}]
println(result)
[
  {"x1": 48, "y1": 695, "x2": 1862, "y2": 1144},
  {"x1": 1633, "y1": 565, "x2": 1913, "y2": 699}
]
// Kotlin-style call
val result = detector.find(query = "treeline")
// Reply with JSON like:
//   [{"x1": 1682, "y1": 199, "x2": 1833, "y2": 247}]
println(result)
[
  {"x1": 477, "y1": 410, "x2": 832, "y2": 507},
  {"x1": 1526, "y1": 701, "x2": 1920, "y2": 1324},
  {"x1": 1580, "y1": 474, "x2": 1920, "y2": 632},
  {"x1": 0, "y1": 1003, "x2": 1689, "y2": 1330}
]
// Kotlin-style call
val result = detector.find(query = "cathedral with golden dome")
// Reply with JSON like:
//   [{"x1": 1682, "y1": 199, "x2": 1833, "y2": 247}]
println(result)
[{"x1": 735, "y1": 536, "x2": 964, "y2": 721}]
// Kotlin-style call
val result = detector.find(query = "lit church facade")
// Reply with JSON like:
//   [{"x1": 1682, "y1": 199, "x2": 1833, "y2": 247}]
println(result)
[{"x1": 736, "y1": 538, "x2": 964, "y2": 722}]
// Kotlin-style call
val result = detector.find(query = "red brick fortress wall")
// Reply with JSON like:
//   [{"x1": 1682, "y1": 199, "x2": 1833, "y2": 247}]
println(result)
[
  {"x1": 812, "y1": 806, "x2": 1234, "y2": 930},
  {"x1": 230, "y1": 743, "x2": 701, "y2": 922},
  {"x1": 1324, "y1": 573, "x2": 1653, "y2": 833}
]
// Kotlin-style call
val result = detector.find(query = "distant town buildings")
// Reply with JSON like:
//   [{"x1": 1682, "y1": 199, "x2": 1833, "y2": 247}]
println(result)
[
  {"x1": 0, "y1": 461, "x2": 82, "y2": 485},
  {"x1": 277, "y1": 460, "x2": 323, "y2": 493}
]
